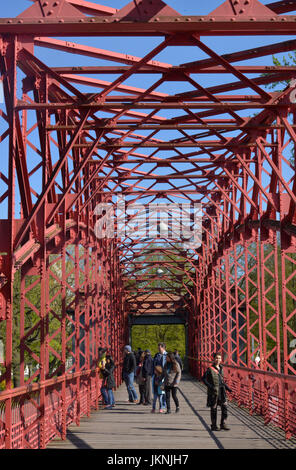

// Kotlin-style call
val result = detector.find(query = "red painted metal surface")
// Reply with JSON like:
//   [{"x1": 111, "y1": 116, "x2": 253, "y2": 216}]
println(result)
[{"x1": 0, "y1": 0, "x2": 296, "y2": 448}]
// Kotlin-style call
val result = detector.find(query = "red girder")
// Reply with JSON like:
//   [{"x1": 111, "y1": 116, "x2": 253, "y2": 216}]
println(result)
[{"x1": 0, "y1": 0, "x2": 296, "y2": 448}]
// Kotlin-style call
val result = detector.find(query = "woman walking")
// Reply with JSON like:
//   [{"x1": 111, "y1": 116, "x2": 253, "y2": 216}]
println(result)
[
  {"x1": 100, "y1": 354, "x2": 116, "y2": 409},
  {"x1": 163, "y1": 352, "x2": 182, "y2": 414}
]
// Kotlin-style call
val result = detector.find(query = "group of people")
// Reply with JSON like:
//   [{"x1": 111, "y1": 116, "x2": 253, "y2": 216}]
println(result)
[
  {"x1": 98, "y1": 344, "x2": 231, "y2": 431},
  {"x1": 123, "y1": 343, "x2": 183, "y2": 414}
]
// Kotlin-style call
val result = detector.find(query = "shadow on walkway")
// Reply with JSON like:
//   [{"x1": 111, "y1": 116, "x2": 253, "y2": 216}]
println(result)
[{"x1": 47, "y1": 374, "x2": 296, "y2": 450}]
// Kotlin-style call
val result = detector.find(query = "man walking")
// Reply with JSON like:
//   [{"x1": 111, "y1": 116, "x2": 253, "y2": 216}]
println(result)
[
  {"x1": 202, "y1": 352, "x2": 232, "y2": 431},
  {"x1": 153, "y1": 342, "x2": 167, "y2": 411},
  {"x1": 153, "y1": 342, "x2": 167, "y2": 369},
  {"x1": 122, "y1": 345, "x2": 138, "y2": 403}
]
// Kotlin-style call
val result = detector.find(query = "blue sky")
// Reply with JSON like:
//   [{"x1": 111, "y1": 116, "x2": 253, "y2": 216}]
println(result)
[{"x1": 0, "y1": 0, "x2": 295, "y2": 222}]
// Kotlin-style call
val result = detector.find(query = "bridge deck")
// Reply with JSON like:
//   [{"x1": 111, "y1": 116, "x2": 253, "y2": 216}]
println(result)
[{"x1": 47, "y1": 375, "x2": 296, "y2": 450}]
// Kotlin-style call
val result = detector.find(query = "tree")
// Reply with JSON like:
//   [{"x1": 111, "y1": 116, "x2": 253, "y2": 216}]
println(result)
[
  {"x1": 0, "y1": 245, "x2": 81, "y2": 388},
  {"x1": 131, "y1": 324, "x2": 186, "y2": 360},
  {"x1": 264, "y1": 52, "x2": 296, "y2": 91}
]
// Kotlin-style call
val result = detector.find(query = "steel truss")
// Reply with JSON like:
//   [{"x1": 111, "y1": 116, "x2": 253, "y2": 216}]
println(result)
[{"x1": 0, "y1": 0, "x2": 296, "y2": 447}]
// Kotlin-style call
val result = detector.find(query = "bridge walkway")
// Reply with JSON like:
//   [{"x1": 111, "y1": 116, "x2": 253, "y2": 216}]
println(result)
[{"x1": 47, "y1": 374, "x2": 296, "y2": 450}]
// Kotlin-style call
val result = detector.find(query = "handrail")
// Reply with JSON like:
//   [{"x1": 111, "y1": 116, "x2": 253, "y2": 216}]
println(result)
[{"x1": 187, "y1": 356, "x2": 296, "y2": 382}]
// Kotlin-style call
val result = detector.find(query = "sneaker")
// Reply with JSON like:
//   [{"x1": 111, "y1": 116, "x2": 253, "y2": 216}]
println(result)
[
  {"x1": 151, "y1": 409, "x2": 156, "y2": 413},
  {"x1": 165, "y1": 410, "x2": 171, "y2": 414},
  {"x1": 133, "y1": 400, "x2": 139, "y2": 404},
  {"x1": 159, "y1": 409, "x2": 166, "y2": 413},
  {"x1": 105, "y1": 406, "x2": 112, "y2": 410},
  {"x1": 175, "y1": 407, "x2": 180, "y2": 413}
]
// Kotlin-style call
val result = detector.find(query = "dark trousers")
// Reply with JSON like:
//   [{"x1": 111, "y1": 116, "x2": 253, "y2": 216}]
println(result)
[
  {"x1": 144, "y1": 376, "x2": 152, "y2": 404},
  {"x1": 211, "y1": 403, "x2": 228, "y2": 426},
  {"x1": 139, "y1": 384, "x2": 146, "y2": 403},
  {"x1": 165, "y1": 385, "x2": 179, "y2": 411}
]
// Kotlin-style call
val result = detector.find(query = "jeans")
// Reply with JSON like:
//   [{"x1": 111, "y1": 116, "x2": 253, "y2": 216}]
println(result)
[
  {"x1": 152, "y1": 393, "x2": 166, "y2": 410},
  {"x1": 123, "y1": 372, "x2": 138, "y2": 401},
  {"x1": 101, "y1": 386, "x2": 115, "y2": 406}
]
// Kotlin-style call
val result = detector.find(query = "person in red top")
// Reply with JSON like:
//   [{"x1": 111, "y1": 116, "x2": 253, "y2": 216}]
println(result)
[{"x1": 202, "y1": 352, "x2": 232, "y2": 431}]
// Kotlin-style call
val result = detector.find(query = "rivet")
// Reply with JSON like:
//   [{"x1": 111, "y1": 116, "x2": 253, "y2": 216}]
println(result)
[
  {"x1": 7, "y1": 19, "x2": 12, "y2": 23},
  {"x1": 43, "y1": 1, "x2": 48, "y2": 6},
  {"x1": 231, "y1": 17, "x2": 236, "y2": 21},
  {"x1": 48, "y1": 10, "x2": 54, "y2": 15},
  {"x1": 186, "y1": 17, "x2": 191, "y2": 21},
  {"x1": 59, "y1": 19, "x2": 64, "y2": 23},
  {"x1": 155, "y1": 17, "x2": 160, "y2": 21},
  {"x1": 239, "y1": 9, "x2": 245, "y2": 13},
  {"x1": 90, "y1": 18, "x2": 95, "y2": 22}
]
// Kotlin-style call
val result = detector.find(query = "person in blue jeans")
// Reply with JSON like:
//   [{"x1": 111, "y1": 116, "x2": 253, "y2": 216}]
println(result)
[
  {"x1": 151, "y1": 365, "x2": 166, "y2": 413},
  {"x1": 152, "y1": 342, "x2": 167, "y2": 409},
  {"x1": 122, "y1": 345, "x2": 138, "y2": 403},
  {"x1": 100, "y1": 355, "x2": 116, "y2": 409}
]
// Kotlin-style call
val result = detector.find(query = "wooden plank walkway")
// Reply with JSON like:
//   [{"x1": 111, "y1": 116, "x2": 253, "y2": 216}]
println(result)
[{"x1": 48, "y1": 375, "x2": 296, "y2": 450}]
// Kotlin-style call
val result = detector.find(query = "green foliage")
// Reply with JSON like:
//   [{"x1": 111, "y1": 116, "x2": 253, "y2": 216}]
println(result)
[
  {"x1": 264, "y1": 52, "x2": 296, "y2": 91},
  {"x1": 131, "y1": 324, "x2": 186, "y2": 360},
  {"x1": 227, "y1": 241, "x2": 296, "y2": 370},
  {"x1": 262, "y1": 53, "x2": 296, "y2": 166},
  {"x1": 0, "y1": 244, "x2": 86, "y2": 388}
]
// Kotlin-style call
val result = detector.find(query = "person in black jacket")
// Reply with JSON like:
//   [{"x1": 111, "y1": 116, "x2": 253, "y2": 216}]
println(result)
[
  {"x1": 101, "y1": 355, "x2": 116, "y2": 409},
  {"x1": 122, "y1": 345, "x2": 138, "y2": 403},
  {"x1": 142, "y1": 349, "x2": 153, "y2": 405},
  {"x1": 135, "y1": 347, "x2": 143, "y2": 366},
  {"x1": 202, "y1": 352, "x2": 232, "y2": 431},
  {"x1": 135, "y1": 351, "x2": 146, "y2": 404}
]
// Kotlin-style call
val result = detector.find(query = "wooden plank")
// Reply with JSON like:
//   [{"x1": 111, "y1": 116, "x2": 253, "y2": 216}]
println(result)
[{"x1": 47, "y1": 374, "x2": 296, "y2": 450}]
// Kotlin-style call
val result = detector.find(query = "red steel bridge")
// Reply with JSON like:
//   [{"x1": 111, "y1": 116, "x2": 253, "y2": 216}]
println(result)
[{"x1": 0, "y1": 0, "x2": 296, "y2": 449}]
